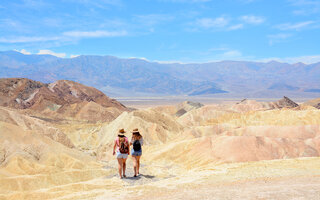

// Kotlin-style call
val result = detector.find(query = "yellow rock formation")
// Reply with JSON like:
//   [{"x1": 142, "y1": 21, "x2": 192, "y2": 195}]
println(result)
[{"x1": 1, "y1": 98, "x2": 320, "y2": 199}]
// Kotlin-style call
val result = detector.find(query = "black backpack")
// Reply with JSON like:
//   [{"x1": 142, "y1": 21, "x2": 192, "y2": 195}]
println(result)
[{"x1": 133, "y1": 140, "x2": 141, "y2": 151}]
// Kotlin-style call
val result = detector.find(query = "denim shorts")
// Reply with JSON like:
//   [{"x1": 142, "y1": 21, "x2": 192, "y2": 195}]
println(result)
[
  {"x1": 116, "y1": 152, "x2": 128, "y2": 159},
  {"x1": 131, "y1": 149, "x2": 142, "y2": 156}
]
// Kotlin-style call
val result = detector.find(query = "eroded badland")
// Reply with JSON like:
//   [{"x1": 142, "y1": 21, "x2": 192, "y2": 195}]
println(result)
[{"x1": 0, "y1": 78, "x2": 320, "y2": 200}]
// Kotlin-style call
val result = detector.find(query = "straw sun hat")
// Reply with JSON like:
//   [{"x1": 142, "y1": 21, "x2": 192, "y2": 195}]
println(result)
[
  {"x1": 131, "y1": 128, "x2": 139, "y2": 133},
  {"x1": 118, "y1": 129, "x2": 126, "y2": 136}
]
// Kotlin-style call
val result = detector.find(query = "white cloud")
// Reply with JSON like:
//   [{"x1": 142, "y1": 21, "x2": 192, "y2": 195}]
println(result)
[
  {"x1": 64, "y1": 0, "x2": 123, "y2": 7},
  {"x1": 268, "y1": 33, "x2": 292, "y2": 39},
  {"x1": 0, "y1": 36, "x2": 60, "y2": 43},
  {"x1": 239, "y1": 0, "x2": 258, "y2": 3},
  {"x1": 289, "y1": 0, "x2": 319, "y2": 5},
  {"x1": 63, "y1": 30, "x2": 127, "y2": 38},
  {"x1": 134, "y1": 14, "x2": 174, "y2": 26},
  {"x1": 268, "y1": 33, "x2": 292, "y2": 45},
  {"x1": 128, "y1": 57, "x2": 149, "y2": 61},
  {"x1": 289, "y1": 0, "x2": 320, "y2": 15},
  {"x1": 208, "y1": 47, "x2": 229, "y2": 52},
  {"x1": 13, "y1": 49, "x2": 68, "y2": 58},
  {"x1": 228, "y1": 24, "x2": 244, "y2": 30},
  {"x1": 192, "y1": 15, "x2": 264, "y2": 31},
  {"x1": 196, "y1": 17, "x2": 229, "y2": 28},
  {"x1": 258, "y1": 55, "x2": 320, "y2": 64},
  {"x1": 14, "y1": 49, "x2": 31, "y2": 55},
  {"x1": 221, "y1": 50, "x2": 242, "y2": 58},
  {"x1": 37, "y1": 49, "x2": 66, "y2": 58},
  {"x1": 202, "y1": 48, "x2": 245, "y2": 61},
  {"x1": 154, "y1": 60, "x2": 187, "y2": 64},
  {"x1": 0, "y1": 29, "x2": 128, "y2": 44},
  {"x1": 240, "y1": 15, "x2": 265, "y2": 25},
  {"x1": 275, "y1": 21, "x2": 315, "y2": 30},
  {"x1": 159, "y1": 0, "x2": 211, "y2": 3},
  {"x1": 70, "y1": 55, "x2": 80, "y2": 58}
]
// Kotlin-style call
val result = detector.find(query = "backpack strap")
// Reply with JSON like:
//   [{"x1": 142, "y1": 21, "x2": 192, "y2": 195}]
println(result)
[{"x1": 117, "y1": 137, "x2": 128, "y2": 145}]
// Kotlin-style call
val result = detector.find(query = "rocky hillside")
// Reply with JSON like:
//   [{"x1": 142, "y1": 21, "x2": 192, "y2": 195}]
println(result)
[
  {"x1": 0, "y1": 78, "x2": 127, "y2": 122},
  {"x1": 304, "y1": 97, "x2": 320, "y2": 109},
  {"x1": 1, "y1": 95, "x2": 320, "y2": 199}
]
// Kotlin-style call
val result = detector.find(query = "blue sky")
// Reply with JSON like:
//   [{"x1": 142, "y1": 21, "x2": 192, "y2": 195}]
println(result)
[{"x1": 0, "y1": 0, "x2": 320, "y2": 63}]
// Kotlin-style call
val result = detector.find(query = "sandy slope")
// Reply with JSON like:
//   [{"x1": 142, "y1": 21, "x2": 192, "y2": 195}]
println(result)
[
  {"x1": 3, "y1": 156, "x2": 318, "y2": 200},
  {"x1": 1, "y1": 98, "x2": 320, "y2": 199}
]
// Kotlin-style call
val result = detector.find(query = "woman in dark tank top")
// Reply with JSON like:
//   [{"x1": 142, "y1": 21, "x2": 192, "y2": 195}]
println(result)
[{"x1": 130, "y1": 128, "x2": 143, "y2": 177}]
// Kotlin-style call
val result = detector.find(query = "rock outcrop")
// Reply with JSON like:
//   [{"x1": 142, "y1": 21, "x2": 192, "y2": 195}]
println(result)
[
  {"x1": 0, "y1": 78, "x2": 128, "y2": 122},
  {"x1": 175, "y1": 101, "x2": 204, "y2": 117},
  {"x1": 0, "y1": 106, "x2": 74, "y2": 148},
  {"x1": 270, "y1": 96, "x2": 299, "y2": 109},
  {"x1": 304, "y1": 97, "x2": 320, "y2": 109}
]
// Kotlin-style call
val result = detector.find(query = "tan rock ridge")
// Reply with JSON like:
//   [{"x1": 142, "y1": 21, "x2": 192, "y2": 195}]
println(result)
[
  {"x1": 231, "y1": 96, "x2": 299, "y2": 113},
  {"x1": 175, "y1": 101, "x2": 204, "y2": 117},
  {"x1": 48, "y1": 80, "x2": 126, "y2": 110},
  {"x1": 0, "y1": 105, "x2": 111, "y2": 199},
  {"x1": 0, "y1": 78, "x2": 128, "y2": 122},
  {"x1": 1, "y1": 88, "x2": 320, "y2": 199},
  {"x1": 303, "y1": 97, "x2": 320, "y2": 109},
  {"x1": 0, "y1": 106, "x2": 74, "y2": 148},
  {"x1": 0, "y1": 121, "x2": 109, "y2": 198},
  {"x1": 269, "y1": 96, "x2": 299, "y2": 109}
]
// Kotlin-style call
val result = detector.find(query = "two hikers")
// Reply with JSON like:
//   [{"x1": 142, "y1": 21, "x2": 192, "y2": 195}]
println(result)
[{"x1": 113, "y1": 128, "x2": 143, "y2": 179}]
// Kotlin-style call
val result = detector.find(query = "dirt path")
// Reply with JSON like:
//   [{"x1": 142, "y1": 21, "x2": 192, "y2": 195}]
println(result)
[
  {"x1": 95, "y1": 157, "x2": 320, "y2": 200},
  {"x1": 126, "y1": 176, "x2": 320, "y2": 200},
  {"x1": 2, "y1": 157, "x2": 320, "y2": 200}
]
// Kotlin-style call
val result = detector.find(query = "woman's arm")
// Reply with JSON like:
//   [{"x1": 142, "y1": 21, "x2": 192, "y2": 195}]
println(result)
[
  {"x1": 113, "y1": 140, "x2": 116, "y2": 155},
  {"x1": 130, "y1": 136, "x2": 133, "y2": 145}
]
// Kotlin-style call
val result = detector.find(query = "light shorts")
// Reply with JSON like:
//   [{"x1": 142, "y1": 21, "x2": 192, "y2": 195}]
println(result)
[
  {"x1": 131, "y1": 149, "x2": 142, "y2": 156},
  {"x1": 116, "y1": 152, "x2": 128, "y2": 159}
]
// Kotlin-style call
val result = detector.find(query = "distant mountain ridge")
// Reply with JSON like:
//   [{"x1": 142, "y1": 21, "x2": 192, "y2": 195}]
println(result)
[{"x1": 0, "y1": 50, "x2": 320, "y2": 97}]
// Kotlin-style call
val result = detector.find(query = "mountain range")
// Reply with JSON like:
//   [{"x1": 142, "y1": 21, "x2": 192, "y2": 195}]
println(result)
[{"x1": 0, "y1": 50, "x2": 319, "y2": 97}]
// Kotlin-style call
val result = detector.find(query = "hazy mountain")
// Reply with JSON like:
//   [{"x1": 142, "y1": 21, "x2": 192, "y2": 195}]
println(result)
[
  {"x1": 305, "y1": 89, "x2": 320, "y2": 93},
  {"x1": 0, "y1": 51, "x2": 319, "y2": 97},
  {"x1": 268, "y1": 83, "x2": 299, "y2": 91}
]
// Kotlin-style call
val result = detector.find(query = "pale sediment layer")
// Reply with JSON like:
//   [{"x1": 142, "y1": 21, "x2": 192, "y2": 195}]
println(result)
[
  {"x1": 1, "y1": 97, "x2": 320, "y2": 199},
  {"x1": 1, "y1": 157, "x2": 319, "y2": 200}
]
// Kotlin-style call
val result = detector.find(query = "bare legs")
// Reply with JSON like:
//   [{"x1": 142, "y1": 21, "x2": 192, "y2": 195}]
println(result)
[
  {"x1": 132, "y1": 155, "x2": 141, "y2": 176},
  {"x1": 117, "y1": 158, "x2": 127, "y2": 178},
  {"x1": 132, "y1": 156, "x2": 137, "y2": 176},
  {"x1": 123, "y1": 159, "x2": 127, "y2": 177},
  {"x1": 136, "y1": 156, "x2": 141, "y2": 174}
]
